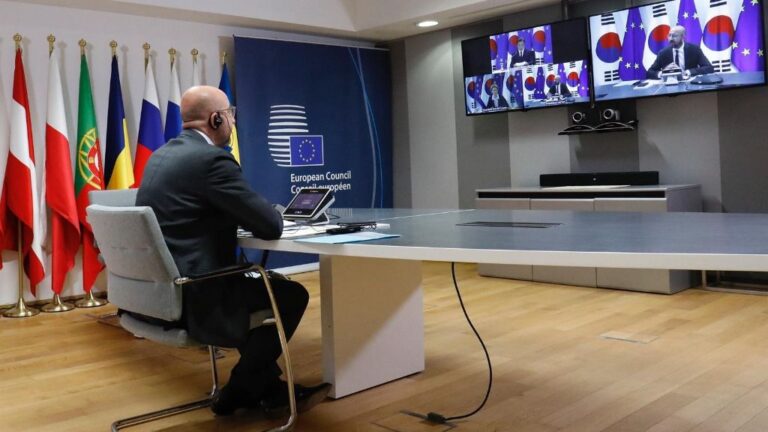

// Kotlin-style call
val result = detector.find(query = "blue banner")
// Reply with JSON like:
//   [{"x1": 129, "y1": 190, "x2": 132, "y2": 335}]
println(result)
[{"x1": 234, "y1": 36, "x2": 392, "y2": 269}]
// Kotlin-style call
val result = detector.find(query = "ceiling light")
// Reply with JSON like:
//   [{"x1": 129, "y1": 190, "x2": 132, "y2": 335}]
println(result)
[{"x1": 417, "y1": 20, "x2": 439, "y2": 28}]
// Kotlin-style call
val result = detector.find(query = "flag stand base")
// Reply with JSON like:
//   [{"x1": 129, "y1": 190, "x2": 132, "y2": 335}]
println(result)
[
  {"x1": 42, "y1": 294, "x2": 75, "y2": 313},
  {"x1": 75, "y1": 291, "x2": 108, "y2": 308},
  {"x1": 3, "y1": 297, "x2": 39, "y2": 318}
]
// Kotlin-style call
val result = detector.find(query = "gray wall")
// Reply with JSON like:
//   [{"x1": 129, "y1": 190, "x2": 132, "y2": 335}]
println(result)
[{"x1": 390, "y1": 0, "x2": 768, "y2": 213}]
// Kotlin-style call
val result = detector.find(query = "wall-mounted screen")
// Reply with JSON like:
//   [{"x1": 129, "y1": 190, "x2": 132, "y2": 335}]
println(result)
[
  {"x1": 590, "y1": 0, "x2": 765, "y2": 102},
  {"x1": 462, "y1": 18, "x2": 591, "y2": 115}
]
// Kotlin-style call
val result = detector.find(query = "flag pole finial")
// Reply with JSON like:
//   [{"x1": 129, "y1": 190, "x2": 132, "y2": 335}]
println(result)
[
  {"x1": 79, "y1": 39, "x2": 87, "y2": 55},
  {"x1": 13, "y1": 33, "x2": 21, "y2": 51},
  {"x1": 221, "y1": 51, "x2": 227, "y2": 65},
  {"x1": 110, "y1": 40, "x2": 117, "y2": 56},
  {"x1": 143, "y1": 42, "x2": 150, "y2": 69},
  {"x1": 191, "y1": 48, "x2": 199, "y2": 63},
  {"x1": 47, "y1": 34, "x2": 55, "y2": 56},
  {"x1": 169, "y1": 47, "x2": 176, "y2": 66}
]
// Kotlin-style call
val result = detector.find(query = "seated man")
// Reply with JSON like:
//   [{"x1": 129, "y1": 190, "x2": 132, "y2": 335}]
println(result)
[
  {"x1": 136, "y1": 85, "x2": 330, "y2": 417},
  {"x1": 547, "y1": 76, "x2": 572, "y2": 98},
  {"x1": 509, "y1": 39, "x2": 536, "y2": 67},
  {"x1": 485, "y1": 83, "x2": 509, "y2": 109},
  {"x1": 647, "y1": 25, "x2": 714, "y2": 79}
]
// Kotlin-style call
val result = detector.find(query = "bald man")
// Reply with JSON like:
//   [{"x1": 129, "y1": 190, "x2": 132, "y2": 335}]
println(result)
[
  {"x1": 136, "y1": 86, "x2": 330, "y2": 417},
  {"x1": 647, "y1": 25, "x2": 713, "y2": 79}
]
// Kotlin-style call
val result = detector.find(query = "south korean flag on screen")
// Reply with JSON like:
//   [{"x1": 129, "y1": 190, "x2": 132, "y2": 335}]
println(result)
[
  {"x1": 591, "y1": 12, "x2": 623, "y2": 86},
  {"x1": 700, "y1": 0, "x2": 740, "y2": 73}
]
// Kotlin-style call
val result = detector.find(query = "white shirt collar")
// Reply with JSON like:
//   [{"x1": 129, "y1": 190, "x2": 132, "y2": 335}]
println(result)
[{"x1": 192, "y1": 128, "x2": 215, "y2": 146}]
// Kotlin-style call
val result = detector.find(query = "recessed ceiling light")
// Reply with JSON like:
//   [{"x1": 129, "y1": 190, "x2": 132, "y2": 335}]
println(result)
[{"x1": 417, "y1": 20, "x2": 439, "y2": 28}]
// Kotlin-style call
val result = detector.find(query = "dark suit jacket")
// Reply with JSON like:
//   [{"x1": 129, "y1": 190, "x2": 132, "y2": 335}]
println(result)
[
  {"x1": 647, "y1": 43, "x2": 714, "y2": 78},
  {"x1": 510, "y1": 49, "x2": 536, "y2": 66},
  {"x1": 486, "y1": 95, "x2": 510, "y2": 109},
  {"x1": 548, "y1": 82, "x2": 572, "y2": 97},
  {"x1": 136, "y1": 130, "x2": 283, "y2": 347}
]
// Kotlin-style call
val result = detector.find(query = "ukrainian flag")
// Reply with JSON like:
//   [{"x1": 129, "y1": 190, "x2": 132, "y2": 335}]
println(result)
[
  {"x1": 105, "y1": 54, "x2": 134, "y2": 189},
  {"x1": 218, "y1": 62, "x2": 240, "y2": 164}
]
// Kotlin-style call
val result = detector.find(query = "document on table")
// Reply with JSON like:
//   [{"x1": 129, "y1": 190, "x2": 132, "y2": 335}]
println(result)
[{"x1": 295, "y1": 231, "x2": 400, "y2": 244}]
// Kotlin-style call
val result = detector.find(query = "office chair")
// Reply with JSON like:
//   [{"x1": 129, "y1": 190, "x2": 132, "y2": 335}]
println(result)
[
  {"x1": 86, "y1": 204, "x2": 297, "y2": 432},
  {"x1": 89, "y1": 189, "x2": 138, "y2": 206}
]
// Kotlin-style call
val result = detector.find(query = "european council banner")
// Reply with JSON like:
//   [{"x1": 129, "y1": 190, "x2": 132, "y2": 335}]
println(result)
[{"x1": 233, "y1": 36, "x2": 392, "y2": 269}]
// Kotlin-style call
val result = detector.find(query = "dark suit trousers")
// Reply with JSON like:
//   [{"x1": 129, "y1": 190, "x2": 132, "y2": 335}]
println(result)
[{"x1": 229, "y1": 276, "x2": 309, "y2": 397}]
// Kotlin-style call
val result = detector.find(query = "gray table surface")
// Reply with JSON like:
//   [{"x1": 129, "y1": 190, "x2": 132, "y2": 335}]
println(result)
[{"x1": 240, "y1": 208, "x2": 768, "y2": 272}]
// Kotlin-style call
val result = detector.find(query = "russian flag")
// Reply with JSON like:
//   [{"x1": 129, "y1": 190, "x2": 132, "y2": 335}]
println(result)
[
  {"x1": 133, "y1": 58, "x2": 165, "y2": 186},
  {"x1": 165, "y1": 55, "x2": 182, "y2": 142}
]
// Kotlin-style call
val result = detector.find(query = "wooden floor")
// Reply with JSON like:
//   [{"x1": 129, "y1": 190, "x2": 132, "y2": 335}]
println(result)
[{"x1": 4, "y1": 263, "x2": 768, "y2": 431}]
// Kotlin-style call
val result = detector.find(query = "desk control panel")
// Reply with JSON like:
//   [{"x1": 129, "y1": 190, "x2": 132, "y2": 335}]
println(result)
[{"x1": 475, "y1": 184, "x2": 702, "y2": 294}]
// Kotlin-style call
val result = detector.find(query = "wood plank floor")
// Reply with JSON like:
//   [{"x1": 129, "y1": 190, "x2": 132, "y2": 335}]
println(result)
[{"x1": 3, "y1": 262, "x2": 768, "y2": 431}]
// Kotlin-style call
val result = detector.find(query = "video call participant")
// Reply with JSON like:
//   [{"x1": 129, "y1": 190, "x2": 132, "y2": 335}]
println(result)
[
  {"x1": 547, "y1": 76, "x2": 572, "y2": 98},
  {"x1": 486, "y1": 83, "x2": 510, "y2": 109},
  {"x1": 509, "y1": 39, "x2": 536, "y2": 66},
  {"x1": 136, "y1": 85, "x2": 330, "y2": 418},
  {"x1": 647, "y1": 25, "x2": 714, "y2": 80}
]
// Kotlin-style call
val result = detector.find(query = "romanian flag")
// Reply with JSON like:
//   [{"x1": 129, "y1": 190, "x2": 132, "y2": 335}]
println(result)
[
  {"x1": 46, "y1": 46, "x2": 80, "y2": 295},
  {"x1": 133, "y1": 58, "x2": 164, "y2": 186},
  {"x1": 164, "y1": 55, "x2": 182, "y2": 141},
  {"x1": 218, "y1": 62, "x2": 240, "y2": 163},
  {"x1": 7, "y1": 46, "x2": 46, "y2": 294},
  {"x1": 105, "y1": 54, "x2": 135, "y2": 189},
  {"x1": 75, "y1": 50, "x2": 105, "y2": 293}
]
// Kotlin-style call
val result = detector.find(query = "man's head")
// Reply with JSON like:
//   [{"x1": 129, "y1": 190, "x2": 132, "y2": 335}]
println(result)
[
  {"x1": 553, "y1": 76, "x2": 561, "y2": 85},
  {"x1": 668, "y1": 25, "x2": 685, "y2": 49},
  {"x1": 181, "y1": 85, "x2": 235, "y2": 147},
  {"x1": 517, "y1": 40, "x2": 526, "y2": 51},
  {"x1": 490, "y1": 83, "x2": 499, "y2": 96}
]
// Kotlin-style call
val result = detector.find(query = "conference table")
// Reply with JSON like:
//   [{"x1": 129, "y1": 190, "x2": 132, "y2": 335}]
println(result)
[
  {"x1": 239, "y1": 208, "x2": 768, "y2": 398},
  {"x1": 594, "y1": 71, "x2": 764, "y2": 100}
]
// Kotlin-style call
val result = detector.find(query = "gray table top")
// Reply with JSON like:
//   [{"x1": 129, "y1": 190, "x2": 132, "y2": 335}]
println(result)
[{"x1": 239, "y1": 208, "x2": 768, "y2": 271}]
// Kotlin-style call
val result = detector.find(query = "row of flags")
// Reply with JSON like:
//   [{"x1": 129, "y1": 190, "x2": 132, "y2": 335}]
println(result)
[
  {"x1": 0, "y1": 36, "x2": 240, "y2": 300},
  {"x1": 593, "y1": 0, "x2": 764, "y2": 85}
]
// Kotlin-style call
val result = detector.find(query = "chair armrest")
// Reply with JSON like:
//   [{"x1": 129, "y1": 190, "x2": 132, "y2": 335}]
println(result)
[{"x1": 174, "y1": 263, "x2": 256, "y2": 285}]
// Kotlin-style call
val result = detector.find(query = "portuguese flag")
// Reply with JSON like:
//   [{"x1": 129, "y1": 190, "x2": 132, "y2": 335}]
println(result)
[{"x1": 75, "y1": 52, "x2": 105, "y2": 293}]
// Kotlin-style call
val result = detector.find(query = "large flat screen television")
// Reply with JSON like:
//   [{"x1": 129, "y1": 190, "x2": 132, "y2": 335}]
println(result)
[
  {"x1": 461, "y1": 18, "x2": 592, "y2": 115},
  {"x1": 590, "y1": 0, "x2": 766, "y2": 102}
]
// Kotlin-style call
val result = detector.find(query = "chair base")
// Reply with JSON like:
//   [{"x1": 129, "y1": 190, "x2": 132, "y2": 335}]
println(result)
[{"x1": 111, "y1": 397, "x2": 212, "y2": 431}]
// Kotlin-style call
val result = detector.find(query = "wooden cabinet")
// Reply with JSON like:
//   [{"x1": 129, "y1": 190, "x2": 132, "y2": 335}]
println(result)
[{"x1": 475, "y1": 185, "x2": 702, "y2": 294}]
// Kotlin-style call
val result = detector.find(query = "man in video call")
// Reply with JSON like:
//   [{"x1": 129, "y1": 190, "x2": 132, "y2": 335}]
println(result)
[
  {"x1": 510, "y1": 39, "x2": 536, "y2": 67},
  {"x1": 547, "y1": 76, "x2": 572, "y2": 98},
  {"x1": 486, "y1": 83, "x2": 510, "y2": 109},
  {"x1": 647, "y1": 25, "x2": 714, "y2": 80}
]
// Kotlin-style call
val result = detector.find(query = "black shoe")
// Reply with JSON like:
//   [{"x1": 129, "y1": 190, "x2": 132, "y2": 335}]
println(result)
[
  {"x1": 211, "y1": 383, "x2": 259, "y2": 416},
  {"x1": 261, "y1": 382, "x2": 332, "y2": 419}
]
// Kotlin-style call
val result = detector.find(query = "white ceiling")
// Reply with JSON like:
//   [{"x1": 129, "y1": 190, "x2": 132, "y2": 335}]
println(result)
[{"x1": 11, "y1": 0, "x2": 557, "y2": 41}]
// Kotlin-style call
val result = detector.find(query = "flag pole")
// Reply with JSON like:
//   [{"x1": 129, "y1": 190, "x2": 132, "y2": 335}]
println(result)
[
  {"x1": 4, "y1": 34, "x2": 39, "y2": 319},
  {"x1": 143, "y1": 42, "x2": 150, "y2": 71},
  {"x1": 74, "y1": 38, "x2": 107, "y2": 309},
  {"x1": 169, "y1": 47, "x2": 176, "y2": 67},
  {"x1": 42, "y1": 34, "x2": 74, "y2": 313}
]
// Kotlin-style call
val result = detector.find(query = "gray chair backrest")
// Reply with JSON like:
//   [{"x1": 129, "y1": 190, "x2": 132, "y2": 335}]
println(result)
[
  {"x1": 86, "y1": 204, "x2": 183, "y2": 322},
  {"x1": 89, "y1": 189, "x2": 138, "y2": 207}
]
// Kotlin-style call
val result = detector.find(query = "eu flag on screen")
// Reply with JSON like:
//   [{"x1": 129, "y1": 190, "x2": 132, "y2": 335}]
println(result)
[
  {"x1": 289, "y1": 135, "x2": 324, "y2": 166},
  {"x1": 543, "y1": 25, "x2": 553, "y2": 64},
  {"x1": 534, "y1": 66, "x2": 545, "y2": 99},
  {"x1": 677, "y1": 0, "x2": 702, "y2": 46},
  {"x1": 513, "y1": 69, "x2": 524, "y2": 107},
  {"x1": 619, "y1": 7, "x2": 647, "y2": 81},
  {"x1": 579, "y1": 62, "x2": 589, "y2": 98},
  {"x1": 732, "y1": 0, "x2": 764, "y2": 72}
]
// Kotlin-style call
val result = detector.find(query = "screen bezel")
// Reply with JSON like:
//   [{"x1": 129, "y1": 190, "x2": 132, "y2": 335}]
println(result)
[
  {"x1": 461, "y1": 17, "x2": 594, "y2": 116},
  {"x1": 587, "y1": 0, "x2": 768, "y2": 104},
  {"x1": 282, "y1": 188, "x2": 334, "y2": 219}
]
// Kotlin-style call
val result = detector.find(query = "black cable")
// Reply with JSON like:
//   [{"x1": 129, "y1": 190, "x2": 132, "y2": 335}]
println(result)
[{"x1": 415, "y1": 262, "x2": 493, "y2": 425}]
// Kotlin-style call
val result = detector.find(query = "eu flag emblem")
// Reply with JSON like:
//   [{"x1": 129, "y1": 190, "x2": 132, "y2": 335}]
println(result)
[{"x1": 289, "y1": 135, "x2": 324, "y2": 166}]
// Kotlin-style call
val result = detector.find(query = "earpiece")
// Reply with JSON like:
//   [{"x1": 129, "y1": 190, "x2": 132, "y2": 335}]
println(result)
[{"x1": 211, "y1": 113, "x2": 223, "y2": 129}]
